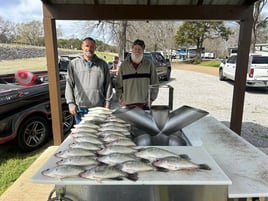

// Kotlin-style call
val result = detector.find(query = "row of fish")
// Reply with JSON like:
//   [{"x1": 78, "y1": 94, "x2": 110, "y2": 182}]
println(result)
[{"x1": 41, "y1": 107, "x2": 211, "y2": 182}]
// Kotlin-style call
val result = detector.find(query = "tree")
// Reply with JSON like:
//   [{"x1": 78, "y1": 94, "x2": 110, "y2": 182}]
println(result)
[
  {"x1": 251, "y1": 0, "x2": 268, "y2": 52},
  {"x1": 0, "y1": 16, "x2": 16, "y2": 43},
  {"x1": 175, "y1": 21, "x2": 232, "y2": 60},
  {"x1": 16, "y1": 20, "x2": 44, "y2": 45},
  {"x1": 81, "y1": 20, "x2": 178, "y2": 59}
]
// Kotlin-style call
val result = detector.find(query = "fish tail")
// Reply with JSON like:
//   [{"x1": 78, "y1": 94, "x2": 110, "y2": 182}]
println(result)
[
  {"x1": 126, "y1": 173, "x2": 138, "y2": 181},
  {"x1": 155, "y1": 167, "x2": 169, "y2": 172},
  {"x1": 179, "y1": 154, "x2": 191, "y2": 160},
  {"x1": 198, "y1": 164, "x2": 211, "y2": 170}
]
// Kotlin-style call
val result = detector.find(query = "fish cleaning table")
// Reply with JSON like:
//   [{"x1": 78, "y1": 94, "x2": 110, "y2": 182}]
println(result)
[
  {"x1": 183, "y1": 116, "x2": 268, "y2": 200},
  {"x1": 32, "y1": 136, "x2": 231, "y2": 201}
]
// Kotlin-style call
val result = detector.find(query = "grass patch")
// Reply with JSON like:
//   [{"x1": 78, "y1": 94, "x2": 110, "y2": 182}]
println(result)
[
  {"x1": 199, "y1": 60, "x2": 221, "y2": 67},
  {"x1": 0, "y1": 52, "x2": 116, "y2": 75},
  {"x1": 0, "y1": 140, "x2": 53, "y2": 195}
]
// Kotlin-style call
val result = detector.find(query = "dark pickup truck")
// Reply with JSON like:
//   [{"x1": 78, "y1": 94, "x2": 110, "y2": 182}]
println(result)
[
  {"x1": 124, "y1": 52, "x2": 172, "y2": 81},
  {"x1": 0, "y1": 71, "x2": 74, "y2": 152}
]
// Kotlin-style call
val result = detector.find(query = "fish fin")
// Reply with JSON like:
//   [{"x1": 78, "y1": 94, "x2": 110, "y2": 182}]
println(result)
[
  {"x1": 126, "y1": 173, "x2": 138, "y2": 181},
  {"x1": 140, "y1": 158, "x2": 151, "y2": 163},
  {"x1": 114, "y1": 164, "x2": 123, "y2": 170},
  {"x1": 156, "y1": 167, "x2": 169, "y2": 172},
  {"x1": 111, "y1": 177, "x2": 124, "y2": 181},
  {"x1": 136, "y1": 147, "x2": 146, "y2": 152},
  {"x1": 198, "y1": 164, "x2": 211, "y2": 170},
  {"x1": 179, "y1": 154, "x2": 191, "y2": 160}
]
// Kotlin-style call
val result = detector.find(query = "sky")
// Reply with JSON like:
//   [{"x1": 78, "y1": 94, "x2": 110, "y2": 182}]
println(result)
[
  {"x1": 0, "y1": 0, "x2": 85, "y2": 39},
  {"x1": 1, "y1": 0, "x2": 268, "y2": 39}
]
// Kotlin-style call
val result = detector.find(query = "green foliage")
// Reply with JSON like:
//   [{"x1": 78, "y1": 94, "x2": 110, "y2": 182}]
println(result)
[
  {"x1": 175, "y1": 21, "x2": 233, "y2": 50},
  {"x1": 199, "y1": 60, "x2": 221, "y2": 67},
  {"x1": 0, "y1": 141, "x2": 53, "y2": 195},
  {"x1": 15, "y1": 20, "x2": 44, "y2": 45}
]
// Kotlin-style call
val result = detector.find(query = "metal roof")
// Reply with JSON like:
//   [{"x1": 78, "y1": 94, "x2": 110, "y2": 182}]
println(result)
[
  {"x1": 42, "y1": 0, "x2": 257, "y2": 20},
  {"x1": 41, "y1": 0, "x2": 256, "y2": 144},
  {"x1": 43, "y1": 0, "x2": 256, "y2": 6}
]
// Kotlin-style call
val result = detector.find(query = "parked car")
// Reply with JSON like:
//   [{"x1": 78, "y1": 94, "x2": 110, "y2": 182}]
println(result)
[
  {"x1": 58, "y1": 55, "x2": 77, "y2": 72},
  {"x1": 124, "y1": 52, "x2": 172, "y2": 81},
  {"x1": 0, "y1": 71, "x2": 74, "y2": 152},
  {"x1": 219, "y1": 54, "x2": 268, "y2": 88}
]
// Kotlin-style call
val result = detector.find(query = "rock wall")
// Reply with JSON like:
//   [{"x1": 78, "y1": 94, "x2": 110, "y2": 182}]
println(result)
[{"x1": 0, "y1": 45, "x2": 81, "y2": 60}]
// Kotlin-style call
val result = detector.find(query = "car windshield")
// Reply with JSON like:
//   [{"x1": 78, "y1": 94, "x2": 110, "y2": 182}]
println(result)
[
  {"x1": 252, "y1": 56, "x2": 268, "y2": 64},
  {"x1": 144, "y1": 53, "x2": 152, "y2": 60}
]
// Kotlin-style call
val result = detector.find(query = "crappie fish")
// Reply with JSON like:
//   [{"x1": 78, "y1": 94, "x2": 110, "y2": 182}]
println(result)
[
  {"x1": 88, "y1": 107, "x2": 112, "y2": 114},
  {"x1": 42, "y1": 165, "x2": 83, "y2": 179},
  {"x1": 105, "y1": 139, "x2": 136, "y2": 147},
  {"x1": 152, "y1": 156, "x2": 211, "y2": 171},
  {"x1": 135, "y1": 147, "x2": 190, "y2": 162},
  {"x1": 97, "y1": 145, "x2": 137, "y2": 155},
  {"x1": 102, "y1": 134, "x2": 129, "y2": 143},
  {"x1": 117, "y1": 160, "x2": 156, "y2": 174},
  {"x1": 100, "y1": 122, "x2": 130, "y2": 129},
  {"x1": 79, "y1": 165, "x2": 137, "y2": 182},
  {"x1": 97, "y1": 131, "x2": 130, "y2": 137},
  {"x1": 69, "y1": 142, "x2": 102, "y2": 151},
  {"x1": 104, "y1": 116, "x2": 127, "y2": 124},
  {"x1": 73, "y1": 136, "x2": 103, "y2": 145},
  {"x1": 55, "y1": 148, "x2": 96, "y2": 158},
  {"x1": 74, "y1": 123, "x2": 100, "y2": 130},
  {"x1": 71, "y1": 127, "x2": 98, "y2": 133},
  {"x1": 98, "y1": 126, "x2": 129, "y2": 132},
  {"x1": 82, "y1": 116, "x2": 107, "y2": 124},
  {"x1": 97, "y1": 153, "x2": 137, "y2": 165},
  {"x1": 83, "y1": 113, "x2": 108, "y2": 119},
  {"x1": 56, "y1": 156, "x2": 98, "y2": 166},
  {"x1": 70, "y1": 132, "x2": 98, "y2": 138}
]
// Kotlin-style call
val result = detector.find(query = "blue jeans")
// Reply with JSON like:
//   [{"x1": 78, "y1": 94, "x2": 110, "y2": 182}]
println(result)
[{"x1": 74, "y1": 107, "x2": 88, "y2": 124}]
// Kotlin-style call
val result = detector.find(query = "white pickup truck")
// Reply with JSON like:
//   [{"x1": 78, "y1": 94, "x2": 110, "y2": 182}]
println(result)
[{"x1": 219, "y1": 54, "x2": 268, "y2": 88}]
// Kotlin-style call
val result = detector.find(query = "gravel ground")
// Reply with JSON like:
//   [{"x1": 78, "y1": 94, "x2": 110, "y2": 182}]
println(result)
[{"x1": 153, "y1": 68, "x2": 268, "y2": 150}]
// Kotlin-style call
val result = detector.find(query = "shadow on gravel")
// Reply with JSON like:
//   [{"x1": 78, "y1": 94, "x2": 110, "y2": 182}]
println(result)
[
  {"x1": 246, "y1": 87, "x2": 268, "y2": 94},
  {"x1": 221, "y1": 80, "x2": 268, "y2": 94},
  {"x1": 221, "y1": 121, "x2": 268, "y2": 148}
]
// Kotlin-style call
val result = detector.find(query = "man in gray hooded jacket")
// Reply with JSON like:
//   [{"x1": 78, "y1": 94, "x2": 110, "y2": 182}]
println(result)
[{"x1": 65, "y1": 37, "x2": 112, "y2": 124}]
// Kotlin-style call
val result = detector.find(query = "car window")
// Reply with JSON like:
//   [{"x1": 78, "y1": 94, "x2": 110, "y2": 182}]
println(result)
[
  {"x1": 252, "y1": 56, "x2": 268, "y2": 64},
  {"x1": 227, "y1": 55, "x2": 237, "y2": 64},
  {"x1": 144, "y1": 53, "x2": 153, "y2": 61},
  {"x1": 154, "y1": 53, "x2": 165, "y2": 62}
]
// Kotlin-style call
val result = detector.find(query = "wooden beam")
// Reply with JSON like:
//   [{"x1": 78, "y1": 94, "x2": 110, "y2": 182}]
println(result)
[
  {"x1": 42, "y1": 4, "x2": 252, "y2": 20},
  {"x1": 230, "y1": 5, "x2": 254, "y2": 135},
  {"x1": 43, "y1": 14, "x2": 64, "y2": 145}
]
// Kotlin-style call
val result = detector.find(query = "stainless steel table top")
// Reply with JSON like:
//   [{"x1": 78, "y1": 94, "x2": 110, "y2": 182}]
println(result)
[{"x1": 31, "y1": 136, "x2": 231, "y2": 186}]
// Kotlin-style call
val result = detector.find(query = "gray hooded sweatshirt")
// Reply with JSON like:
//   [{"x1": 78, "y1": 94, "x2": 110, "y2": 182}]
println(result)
[{"x1": 65, "y1": 55, "x2": 112, "y2": 108}]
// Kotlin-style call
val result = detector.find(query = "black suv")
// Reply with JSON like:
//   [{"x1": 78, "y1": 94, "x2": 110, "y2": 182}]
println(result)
[{"x1": 125, "y1": 52, "x2": 172, "y2": 81}]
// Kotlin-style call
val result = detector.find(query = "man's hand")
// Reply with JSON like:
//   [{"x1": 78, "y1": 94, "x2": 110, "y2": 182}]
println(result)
[
  {"x1": 121, "y1": 101, "x2": 126, "y2": 106},
  {"x1": 69, "y1": 105, "x2": 77, "y2": 116}
]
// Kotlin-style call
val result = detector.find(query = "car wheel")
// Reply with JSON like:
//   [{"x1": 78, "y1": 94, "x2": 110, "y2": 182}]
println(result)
[
  {"x1": 62, "y1": 108, "x2": 74, "y2": 133},
  {"x1": 164, "y1": 68, "x2": 171, "y2": 81},
  {"x1": 17, "y1": 116, "x2": 49, "y2": 152},
  {"x1": 219, "y1": 68, "x2": 225, "y2": 81}
]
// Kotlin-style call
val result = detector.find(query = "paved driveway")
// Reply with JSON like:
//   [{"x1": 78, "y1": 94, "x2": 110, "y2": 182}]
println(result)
[{"x1": 154, "y1": 66, "x2": 268, "y2": 148}]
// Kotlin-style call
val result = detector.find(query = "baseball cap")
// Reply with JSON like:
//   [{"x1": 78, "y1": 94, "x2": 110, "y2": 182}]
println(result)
[{"x1": 133, "y1": 39, "x2": 145, "y2": 49}]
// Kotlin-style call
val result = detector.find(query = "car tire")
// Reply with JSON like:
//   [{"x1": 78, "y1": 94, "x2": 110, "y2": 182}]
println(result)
[
  {"x1": 17, "y1": 116, "x2": 49, "y2": 152},
  {"x1": 62, "y1": 107, "x2": 74, "y2": 133},
  {"x1": 164, "y1": 68, "x2": 171, "y2": 81},
  {"x1": 219, "y1": 68, "x2": 225, "y2": 81}
]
